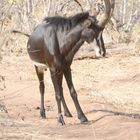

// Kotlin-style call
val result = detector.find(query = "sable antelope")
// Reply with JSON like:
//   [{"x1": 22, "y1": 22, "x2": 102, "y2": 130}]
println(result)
[{"x1": 12, "y1": 0, "x2": 115, "y2": 125}]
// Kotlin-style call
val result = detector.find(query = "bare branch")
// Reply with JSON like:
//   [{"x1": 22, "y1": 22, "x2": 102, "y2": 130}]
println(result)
[
  {"x1": 73, "y1": 0, "x2": 83, "y2": 12},
  {"x1": 57, "y1": 0, "x2": 84, "y2": 15}
]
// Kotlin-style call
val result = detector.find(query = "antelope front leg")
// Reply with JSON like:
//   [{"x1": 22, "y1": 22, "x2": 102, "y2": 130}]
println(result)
[
  {"x1": 50, "y1": 70, "x2": 65, "y2": 125},
  {"x1": 62, "y1": 94, "x2": 73, "y2": 117},
  {"x1": 64, "y1": 67, "x2": 88, "y2": 123},
  {"x1": 58, "y1": 72, "x2": 72, "y2": 117},
  {"x1": 53, "y1": 71, "x2": 72, "y2": 117}
]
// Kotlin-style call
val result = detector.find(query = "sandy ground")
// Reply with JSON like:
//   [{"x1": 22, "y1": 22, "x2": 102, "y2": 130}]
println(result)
[{"x1": 0, "y1": 45, "x2": 140, "y2": 140}]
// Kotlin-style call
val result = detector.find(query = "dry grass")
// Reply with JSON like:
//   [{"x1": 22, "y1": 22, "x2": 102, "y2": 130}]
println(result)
[{"x1": 0, "y1": 46, "x2": 140, "y2": 140}]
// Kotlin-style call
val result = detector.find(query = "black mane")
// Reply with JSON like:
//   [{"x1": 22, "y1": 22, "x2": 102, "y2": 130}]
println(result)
[{"x1": 43, "y1": 12, "x2": 89, "y2": 29}]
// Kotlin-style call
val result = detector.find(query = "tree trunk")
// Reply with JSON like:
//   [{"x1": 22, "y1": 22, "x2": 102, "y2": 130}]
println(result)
[{"x1": 43, "y1": 0, "x2": 51, "y2": 16}]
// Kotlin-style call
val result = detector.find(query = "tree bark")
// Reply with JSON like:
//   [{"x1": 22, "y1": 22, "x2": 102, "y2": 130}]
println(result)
[{"x1": 122, "y1": 0, "x2": 127, "y2": 24}]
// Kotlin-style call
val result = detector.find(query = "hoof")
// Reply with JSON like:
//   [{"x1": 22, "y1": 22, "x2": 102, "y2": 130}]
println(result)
[
  {"x1": 57, "y1": 114, "x2": 65, "y2": 125},
  {"x1": 64, "y1": 111, "x2": 73, "y2": 117},
  {"x1": 40, "y1": 110, "x2": 46, "y2": 119},
  {"x1": 78, "y1": 115, "x2": 88, "y2": 123}
]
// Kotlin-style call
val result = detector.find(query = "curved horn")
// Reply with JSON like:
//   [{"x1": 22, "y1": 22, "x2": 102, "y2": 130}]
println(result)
[
  {"x1": 59, "y1": 0, "x2": 84, "y2": 14},
  {"x1": 98, "y1": 0, "x2": 115, "y2": 28},
  {"x1": 73, "y1": 0, "x2": 84, "y2": 12}
]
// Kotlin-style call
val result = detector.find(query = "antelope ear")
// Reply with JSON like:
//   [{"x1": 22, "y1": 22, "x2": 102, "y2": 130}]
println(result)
[{"x1": 83, "y1": 19, "x2": 92, "y2": 27}]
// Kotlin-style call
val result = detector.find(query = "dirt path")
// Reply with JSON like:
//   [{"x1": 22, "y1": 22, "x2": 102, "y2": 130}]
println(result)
[{"x1": 0, "y1": 47, "x2": 140, "y2": 140}]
